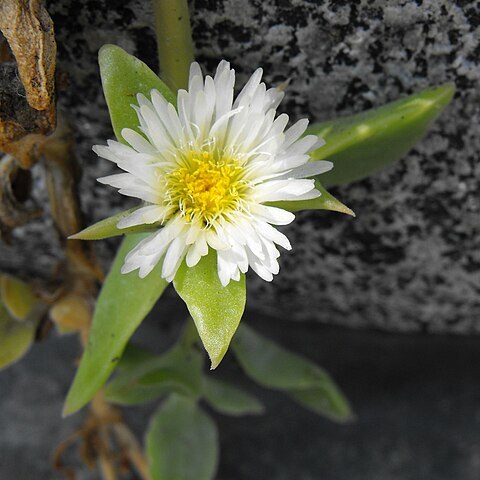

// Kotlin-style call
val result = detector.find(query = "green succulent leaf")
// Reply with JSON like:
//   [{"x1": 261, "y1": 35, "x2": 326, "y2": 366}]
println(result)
[
  {"x1": 69, "y1": 208, "x2": 161, "y2": 241},
  {"x1": 147, "y1": 395, "x2": 219, "y2": 480},
  {"x1": 232, "y1": 324, "x2": 353, "y2": 422},
  {"x1": 203, "y1": 377, "x2": 264, "y2": 416},
  {"x1": 0, "y1": 275, "x2": 38, "y2": 321},
  {"x1": 63, "y1": 233, "x2": 169, "y2": 416},
  {"x1": 98, "y1": 44, "x2": 176, "y2": 142},
  {"x1": 173, "y1": 251, "x2": 246, "y2": 369},
  {"x1": 0, "y1": 302, "x2": 35, "y2": 370},
  {"x1": 308, "y1": 83, "x2": 455, "y2": 187},
  {"x1": 269, "y1": 180, "x2": 354, "y2": 216},
  {"x1": 105, "y1": 340, "x2": 203, "y2": 406},
  {"x1": 116, "y1": 343, "x2": 156, "y2": 372},
  {"x1": 288, "y1": 386, "x2": 354, "y2": 422}
]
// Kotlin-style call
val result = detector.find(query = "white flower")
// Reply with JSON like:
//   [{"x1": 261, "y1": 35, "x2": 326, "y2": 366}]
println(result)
[{"x1": 94, "y1": 60, "x2": 332, "y2": 286}]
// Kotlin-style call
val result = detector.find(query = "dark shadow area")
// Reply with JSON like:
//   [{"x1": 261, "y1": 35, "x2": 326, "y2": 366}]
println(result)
[{"x1": 1, "y1": 296, "x2": 480, "y2": 479}]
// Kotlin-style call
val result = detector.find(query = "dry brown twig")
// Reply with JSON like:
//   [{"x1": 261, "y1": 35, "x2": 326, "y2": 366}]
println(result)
[
  {"x1": 53, "y1": 392, "x2": 152, "y2": 480},
  {"x1": 0, "y1": 0, "x2": 56, "y2": 167},
  {"x1": 0, "y1": 154, "x2": 41, "y2": 239},
  {"x1": 0, "y1": 2, "x2": 151, "y2": 479}
]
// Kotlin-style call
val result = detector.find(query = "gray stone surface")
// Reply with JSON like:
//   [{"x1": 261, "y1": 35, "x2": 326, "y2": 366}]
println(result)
[
  {"x1": 1, "y1": 0, "x2": 479, "y2": 332},
  {"x1": 2, "y1": 303, "x2": 480, "y2": 479}
]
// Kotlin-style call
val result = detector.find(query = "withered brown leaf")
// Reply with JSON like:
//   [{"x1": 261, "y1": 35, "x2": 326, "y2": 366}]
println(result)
[
  {"x1": 0, "y1": 0, "x2": 56, "y2": 111},
  {"x1": 0, "y1": 0, "x2": 56, "y2": 167}
]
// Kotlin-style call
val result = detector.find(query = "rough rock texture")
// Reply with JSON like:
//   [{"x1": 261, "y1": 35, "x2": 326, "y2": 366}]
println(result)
[{"x1": 1, "y1": 0, "x2": 479, "y2": 332}]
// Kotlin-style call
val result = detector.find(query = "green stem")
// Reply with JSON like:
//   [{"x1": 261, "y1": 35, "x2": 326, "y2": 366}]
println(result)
[{"x1": 153, "y1": 0, "x2": 195, "y2": 92}]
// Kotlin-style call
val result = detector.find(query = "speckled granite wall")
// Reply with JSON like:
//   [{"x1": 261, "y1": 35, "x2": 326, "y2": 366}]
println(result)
[{"x1": 1, "y1": 0, "x2": 479, "y2": 332}]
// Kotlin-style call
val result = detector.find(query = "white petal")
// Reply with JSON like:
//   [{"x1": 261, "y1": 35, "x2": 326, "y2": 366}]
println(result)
[
  {"x1": 252, "y1": 205, "x2": 295, "y2": 225},
  {"x1": 234, "y1": 67, "x2": 263, "y2": 108},
  {"x1": 97, "y1": 173, "x2": 136, "y2": 189},
  {"x1": 162, "y1": 236, "x2": 187, "y2": 279},
  {"x1": 206, "y1": 229, "x2": 229, "y2": 250},
  {"x1": 246, "y1": 249, "x2": 274, "y2": 282},
  {"x1": 231, "y1": 266, "x2": 241, "y2": 282},
  {"x1": 277, "y1": 160, "x2": 333, "y2": 179},
  {"x1": 286, "y1": 189, "x2": 322, "y2": 201},
  {"x1": 117, "y1": 205, "x2": 166, "y2": 229},
  {"x1": 186, "y1": 244, "x2": 201, "y2": 267},
  {"x1": 185, "y1": 221, "x2": 202, "y2": 245},
  {"x1": 93, "y1": 144, "x2": 122, "y2": 163},
  {"x1": 177, "y1": 89, "x2": 197, "y2": 143},
  {"x1": 185, "y1": 232, "x2": 209, "y2": 267},
  {"x1": 121, "y1": 128, "x2": 158, "y2": 155},
  {"x1": 138, "y1": 255, "x2": 163, "y2": 278},
  {"x1": 214, "y1": 61, "x2": 235, "y2": 121},
  {"x1": 230, "y1": 241, "x2": 249, "y2": 273},
  {"x1": 255, "y1": 221, "x2": 292, "y2": 250},
  {"x1": 189, "y1": 62, "x2": 203, "y2": 93},
  {"x1": 139, "y1": 104, "x2": 176, "y2": 150},
  {"x1": 217, "y1": 250, "x2": 233, "y2": 287},
  {"x1": 312, "y1": 137, "x2": 326, "y2": 151},
  {"x1": 140, "y1": 216, "x2": 186, "y2": 255},
  {"x1": 254, "y1": 179, "x2": 315, "y2": 202},
  {"x1": 282, "y1": 119, "x2": 309, "y2": 150}
]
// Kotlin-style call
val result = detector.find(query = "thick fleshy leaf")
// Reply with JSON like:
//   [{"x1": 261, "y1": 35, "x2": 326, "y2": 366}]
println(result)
[
  {"x1": 63, "y1": 233, "x2": 168, "y2": 416},
  {"x1": 116, "y1": 343, "x2": 156, "y2": 372},
  {"x1": 146, "y1": 395, "x2": 219, "y2": 480},
  {"x1": 203, "y1": 377, "x2": 264, "y2": 416},
  {"x1": 105, "y1": 341, "x2": 203, "y2": 406},
  {"x1": 173, "y1": 252, "x2": 246, "y2": 369},
  {"x1": 70, "y1": 208, "x2": 161, "y2": 240},
  {"x1": 0, "y1": 302, "x2": 35, "y2": 370},
  {"x1": 0, "y1": 275, "x2": 38, "y2": 321},
  {"x1": 288, "y1": 386, "x2": 353, "y2": 423},
  {"x1": 232, "y1": 324, "x2": 353, "y2": 422},
  {"x1": 269, "y1": 180, "x2": 354, "y2": 216},
  {"x1": 98, "y1": 44, "x2": 176, "y2": 142},
  {"x1": 308, "y1": 83, "x2": 455, "y2": 186}
]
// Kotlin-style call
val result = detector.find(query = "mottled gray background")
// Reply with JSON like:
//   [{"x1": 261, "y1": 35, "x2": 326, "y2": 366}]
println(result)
[
  {"x1": 1, "y1": 1, "x2": 480, "y2": 479},
  {"x1": 2, "y1": 0, "x2": 479, "y2": 333}
]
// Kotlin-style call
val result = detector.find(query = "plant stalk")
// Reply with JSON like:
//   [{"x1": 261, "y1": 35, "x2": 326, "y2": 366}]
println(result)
[{"x1": 153, "y1": 0, "x2": 195, "y2": 91}]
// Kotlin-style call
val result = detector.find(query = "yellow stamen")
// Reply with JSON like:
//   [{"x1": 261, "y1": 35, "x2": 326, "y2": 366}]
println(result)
[{"x1": 165, "y1": 149, "x2": 248, "y2": 225}]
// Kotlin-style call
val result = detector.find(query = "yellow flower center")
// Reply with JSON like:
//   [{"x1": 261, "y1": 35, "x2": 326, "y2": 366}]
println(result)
[{"x1": 166, "y1": 150, "x2": 248, "y2": 225}]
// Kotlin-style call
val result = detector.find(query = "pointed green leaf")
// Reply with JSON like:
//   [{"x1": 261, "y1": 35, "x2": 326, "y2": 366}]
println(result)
[
  {"x1": 308, "y1": 83, "x2": 455, "y2": 186},
  {"x1": 116, "y1": 343, "x2": 156, "y2": 372},
  {"x1": 63, "y1": 233, "x2": 168, "y2": 415},
  {"x1": 232, "y1": 324, "x2": 353, "y2": 422},
  {"x1": 203, "y1": 377, "x2": 264, "y2": 416},
  {"x1": 0, "y1": 302, "x2": 35, "y2": 370},
  {"x1": 269, "y1": 180, "x2": 355, "y2": 216},
  {"x1": 69, "y1": 208, "x2": 161, "y2": 240},
  {"x1": 173, "y1": 251, "x2": 246, "y2": 369},
  {"x1": 99, "y1": 44, "x2": 176, "y2": 142},
  {"x1": 105, "y1": 341, "x2": 203, "y2": 406},
  {"x1": 146, "y1": 395, "x2": 219, "y2": 480},
  {"x1": 232, "y1": 324, "x2": 324, "y2": 389},
  {"x1": 288, "y1": 387, "x2": 354, "y2": 423}
]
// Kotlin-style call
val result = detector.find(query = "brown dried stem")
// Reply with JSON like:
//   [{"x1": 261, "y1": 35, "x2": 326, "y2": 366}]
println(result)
[
  {"x1": 0, "y1": 154, "x2": 41, "y2": 238},
  {"x1": 54, "y1": 391, "x2": 151, "y2": 480},
  {"x1": 0, "y1": 0, "x2": 56, "y2": 111},
  {"x1": 0, "y1": 0, "x2": 56, "y2": 167},
  {"x1": 0, "y1": 3, "x2": 150, "y2": 480}
]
